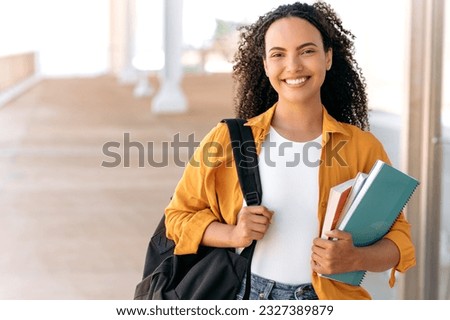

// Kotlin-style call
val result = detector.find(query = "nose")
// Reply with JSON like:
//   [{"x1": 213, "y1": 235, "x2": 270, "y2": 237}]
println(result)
[{"x1": 286, "y1": 55, "x2": 302, "y2": 73}]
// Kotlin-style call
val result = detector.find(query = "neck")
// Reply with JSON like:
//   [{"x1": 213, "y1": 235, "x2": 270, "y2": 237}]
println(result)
[{"x1": 271, "y1": 102, "x2": 323, "y2": 142}]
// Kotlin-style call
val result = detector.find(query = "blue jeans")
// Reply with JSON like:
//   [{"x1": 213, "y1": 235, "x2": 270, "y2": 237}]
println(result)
[{"x1": 235, "y1": 273, "x2": 318, "y2": 300}]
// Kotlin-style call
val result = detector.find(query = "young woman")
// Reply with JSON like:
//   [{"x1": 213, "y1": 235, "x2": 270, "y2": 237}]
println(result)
[{"x1": 165, "y1": 2, "x2": 416, "y2": 299}]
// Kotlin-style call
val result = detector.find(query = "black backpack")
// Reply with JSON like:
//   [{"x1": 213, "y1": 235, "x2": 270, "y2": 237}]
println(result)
[{"x1": 134, "y1": 118, "x2": 262, "y2": 299}]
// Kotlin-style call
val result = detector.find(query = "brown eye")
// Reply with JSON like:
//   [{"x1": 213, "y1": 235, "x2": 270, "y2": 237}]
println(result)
[{"x1": 302, "y1": 49, "x2": 315, "y2": 55}]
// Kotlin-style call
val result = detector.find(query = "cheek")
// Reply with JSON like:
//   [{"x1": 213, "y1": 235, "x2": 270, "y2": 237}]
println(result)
[
  {"x1": 264, "y1": 62, "x2": 281, "y2": 77},
  {"x1": 311, "y1": 60, "x2": 328, "y2": 78}
]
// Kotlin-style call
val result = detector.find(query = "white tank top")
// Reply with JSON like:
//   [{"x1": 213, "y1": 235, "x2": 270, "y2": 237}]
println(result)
[{"x1": 250, "y1": 126, "x2": 321, "y2": 284}]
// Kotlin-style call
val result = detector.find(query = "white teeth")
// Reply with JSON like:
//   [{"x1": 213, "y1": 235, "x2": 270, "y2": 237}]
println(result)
[{"x1": 285, "y1": 77, "x2": 307, "y2": 85}]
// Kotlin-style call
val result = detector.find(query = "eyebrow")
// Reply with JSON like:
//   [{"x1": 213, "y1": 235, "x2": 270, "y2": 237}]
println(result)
[{"x1": 268, "y1": 42, "x2": 318, "y2": 53}]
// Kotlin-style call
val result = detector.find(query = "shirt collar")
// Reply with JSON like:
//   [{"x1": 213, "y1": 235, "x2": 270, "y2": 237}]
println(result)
[
  {"x1": 321, "y1": 106, "x2": 351, "y2": 142},
  {"x1": 245, "y1": 103, "x2": 351, "y2": 146}
]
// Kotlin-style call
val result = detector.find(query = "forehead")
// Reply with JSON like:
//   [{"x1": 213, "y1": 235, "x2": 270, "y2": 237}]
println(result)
[{"x1": 264, "y1": 17, "x2": 323, "y2": 48}]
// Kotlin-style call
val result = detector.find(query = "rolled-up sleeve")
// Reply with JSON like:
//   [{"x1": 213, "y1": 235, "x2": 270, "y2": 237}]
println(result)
[
  {"x1": 384, "y1": 212, "x2": 416, "y2": 286},
  {"x1": 165, "y1": 123, "x2": 228, "y2": 254}
]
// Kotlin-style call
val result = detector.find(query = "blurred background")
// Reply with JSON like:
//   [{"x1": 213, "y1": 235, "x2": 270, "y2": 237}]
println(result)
[{"x1": 0, "y1": 0, "x2": 448, "y2": 299}]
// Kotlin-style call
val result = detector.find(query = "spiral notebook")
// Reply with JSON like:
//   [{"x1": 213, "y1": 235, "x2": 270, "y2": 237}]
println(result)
[{"x1": 320, "y1": 160, "x2": 420, "y2": 286}]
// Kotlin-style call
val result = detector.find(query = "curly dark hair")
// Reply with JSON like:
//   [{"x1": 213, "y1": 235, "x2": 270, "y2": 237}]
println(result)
[{"x1": 232, "y1": 1, "x2": 369, "y2": 130}]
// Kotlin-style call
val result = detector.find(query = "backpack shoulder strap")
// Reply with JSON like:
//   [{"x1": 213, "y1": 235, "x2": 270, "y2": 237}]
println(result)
[
  {"x1": 221, "y1": 118, "x2": 262, "y2": 300},
  {"x1": 221, "y1": 118, "x2": 262, "y2": 206}
]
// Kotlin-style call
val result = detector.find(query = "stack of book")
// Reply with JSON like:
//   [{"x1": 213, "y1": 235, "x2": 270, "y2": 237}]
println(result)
[{"x1": 319, "y1": 160, "x2": 420, "y2": 286}]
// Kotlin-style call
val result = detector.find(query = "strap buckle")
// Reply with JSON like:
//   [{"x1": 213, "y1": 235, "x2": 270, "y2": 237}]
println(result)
[{"x1": 245, "y1": 191, "x2": 260, "y2": 206}]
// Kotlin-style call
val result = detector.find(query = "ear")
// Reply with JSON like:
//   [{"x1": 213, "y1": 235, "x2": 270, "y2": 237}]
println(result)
[{"x1": 326, "y1": 48, "x2": 333, "y2": 71}]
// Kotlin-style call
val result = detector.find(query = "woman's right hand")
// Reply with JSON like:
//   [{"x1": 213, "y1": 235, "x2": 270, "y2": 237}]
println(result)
[{"x1": 231, "y1": 206, "x2": 274, "y2": 247}]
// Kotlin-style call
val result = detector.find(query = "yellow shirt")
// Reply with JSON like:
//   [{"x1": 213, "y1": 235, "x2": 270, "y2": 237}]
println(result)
[{"x1": 165, "y1": 104, "x2": 416, "y2": 299}]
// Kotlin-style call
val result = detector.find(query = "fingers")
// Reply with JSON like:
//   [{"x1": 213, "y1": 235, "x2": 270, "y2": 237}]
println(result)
[
  {"x1": 310, "y1": 257, "x2": 322, "y2": 273},
  {"x1": 238, "y1": 206, "x2": 274, "y2": 226},
  {"x1": 323, "y1": 229, "x2": 352, "y2": 240},
  {"x1": 234, "y1": 206, "x2": 274, "y2": 246},
  {"x1": 310, "y1": 231, "x2": 356, "y2": 274},
  {"x1": 311, "y1": 246, "x2": 337, "y2": 274},
  {"x1": 313, "y1": 230, "x2": 353, "y2": 250},
  {"x1": 240, "y1": 205, "x2": 274, "y2": 220}
]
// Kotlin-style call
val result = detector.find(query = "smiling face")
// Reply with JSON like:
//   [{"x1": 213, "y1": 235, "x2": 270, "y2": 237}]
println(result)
[{"x1": 263, "y1": 17, "x2": 332, "y2": 109}]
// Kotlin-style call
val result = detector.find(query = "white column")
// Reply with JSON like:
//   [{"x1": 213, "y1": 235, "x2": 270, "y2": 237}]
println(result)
[
  {"x1": 400, "y1": 0, "x2": 444, "y2": 299},
  {"x1": 151, "y1": 0, "x2": 187, "y2": 113},
  {"x1": 134, "y1": 70, "x2": 153, "y2": 97},
  {"x1": 119, "y1": 0, "x2": 138, "y2": 84}
]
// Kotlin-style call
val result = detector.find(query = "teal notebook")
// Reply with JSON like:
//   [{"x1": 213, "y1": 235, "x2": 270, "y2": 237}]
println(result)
[{"x1": 321, "y1": 160, "x2": 419, "y2": 286}]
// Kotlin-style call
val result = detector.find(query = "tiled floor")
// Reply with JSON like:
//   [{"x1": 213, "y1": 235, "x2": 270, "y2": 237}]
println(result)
[{"x1": 0, "y1": 74, "x2": 234, "y2": 299}]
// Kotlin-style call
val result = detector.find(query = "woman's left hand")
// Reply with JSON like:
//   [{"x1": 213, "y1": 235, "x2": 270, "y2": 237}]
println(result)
[{"x1": 310, "y1": 229, "x2": 360, "y2": 275}]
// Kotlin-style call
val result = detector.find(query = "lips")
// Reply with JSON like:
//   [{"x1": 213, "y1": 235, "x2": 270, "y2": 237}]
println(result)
[{"x1": 284, "y1": 77, "x2": 308, "y2": 85}]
